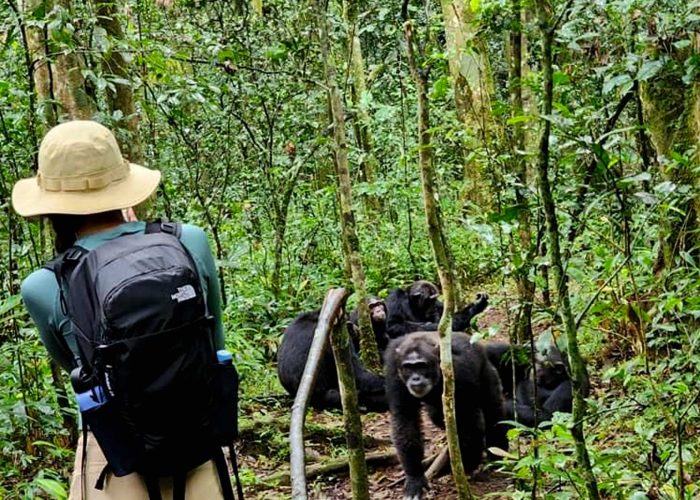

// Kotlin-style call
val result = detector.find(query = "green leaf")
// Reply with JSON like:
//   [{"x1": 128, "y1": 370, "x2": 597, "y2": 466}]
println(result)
[
  {"x1": 430, "y1": 76, "x2": 450, "y2": 101},
  {"x1": 602, "y1": 73, "x2": 632, "y2": 95},
  {"x1": 0, "y1": 294, "x2": 21, "y2": 317},
  {"x1": 487, "y1": 204, "x2": 528, "y2": 223},
  {"x1": 264, "y1": 46, "x2": 288, "y2": 62},
  {"x1": 35, "y1": 478, "x2": 67, "y2": 499},
  {"x1": 506, "y1": 115, "x2": 535, "y2": 125},
  {"x1": 617, "y1": 172, "x2": 651, "y2": 186},
  {"x1": 553, "y1": 71, "x2": 570, "y2": 85},
  {"x1": 638, "y1": 59, "x2": 664, "y2": 82},
  {"x1": 470, "y1": 0, "x2": 480, "y2": 12}
]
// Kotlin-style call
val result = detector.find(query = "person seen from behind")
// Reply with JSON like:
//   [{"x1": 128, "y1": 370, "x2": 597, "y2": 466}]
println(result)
[{"x1": 12, "y1": 120, "x2": 240, "y2": 499}]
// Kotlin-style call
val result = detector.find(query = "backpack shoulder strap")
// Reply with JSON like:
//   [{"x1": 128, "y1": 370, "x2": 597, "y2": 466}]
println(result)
[
  {"x1": 145, "y1": 220, "x2": 182, "y2": 239},
  {"x1": 43, "y1": 246, "x2": 90, "y2": 274},
  {"x1": 43, "y1": 246, "x2": 89, "y2": 366}
]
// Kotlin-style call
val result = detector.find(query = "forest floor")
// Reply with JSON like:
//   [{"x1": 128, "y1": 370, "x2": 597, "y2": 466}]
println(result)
[{"x1": 239, "y1": 303, "x2": 518, "y2": 499}]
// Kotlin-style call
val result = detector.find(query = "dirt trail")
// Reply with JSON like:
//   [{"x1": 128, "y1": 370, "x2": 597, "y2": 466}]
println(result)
[{"x1": 244, "y1": 409, "x2": 512, "y2": 499}]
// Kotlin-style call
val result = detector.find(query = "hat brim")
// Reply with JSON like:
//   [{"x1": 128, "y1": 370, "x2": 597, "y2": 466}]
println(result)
[{"x1": 11, "y1": 163, "x2": 161, "y2": 217}]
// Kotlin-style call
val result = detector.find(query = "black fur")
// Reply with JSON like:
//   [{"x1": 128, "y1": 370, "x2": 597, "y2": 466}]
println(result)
[
  {"x1": 385, "y1": 280, "x2": 489, "y2": 339},
  {"x1": 503, "y1": 345, "x2": 589, "y2": 427},
  {"x1": 277, "y1": 311, "x2": 387, "y2": 412},
  {"x1": 348, "y1": 296, "x2": 389, "y2": 354},
  {"x1": 385, "y1": 331, "x2": 507, "y2": 499}
]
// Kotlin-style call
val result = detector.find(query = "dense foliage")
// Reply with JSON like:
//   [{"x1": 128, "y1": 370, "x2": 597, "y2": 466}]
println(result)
[{"x1": 1, "y1": 0, "x2": 699, "y2": 498}]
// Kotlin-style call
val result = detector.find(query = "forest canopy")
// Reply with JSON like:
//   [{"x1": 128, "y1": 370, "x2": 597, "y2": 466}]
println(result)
[{"x1": 1, "y1": 0, "x2": 699, "y2": 498}]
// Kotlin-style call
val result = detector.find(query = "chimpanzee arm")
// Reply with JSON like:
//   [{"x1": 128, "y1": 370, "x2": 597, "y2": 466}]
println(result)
[
  {"x1": 542, "y1": 380, "x2": 573, "y2": 414},
  {"x1": 451, "y1": 294, "x2": 489, "y2": 332},
  {"x1": 512, "y1": 379, "x2": 553, "y2": 427}
]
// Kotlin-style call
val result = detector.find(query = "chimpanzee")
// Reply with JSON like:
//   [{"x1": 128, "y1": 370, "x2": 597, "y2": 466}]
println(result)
[
  {"x1": 385, "y1": 331, "x2": 508, "y2": 499},
  {"x1": 277, "y1": 310, "x2": 387, "y2": 412},
  {"x1": 503, "y1": 344, "x2": 590, "y2": 427},
  {"x1": 348, "y1": 296, "x2": 389, "y2": 354},
  {"x1": 484, "y1": 342, "x2": 531, "y2": 398},
  {"x1": 385, "y1": 280, "x2": 489, "y2": 339}
]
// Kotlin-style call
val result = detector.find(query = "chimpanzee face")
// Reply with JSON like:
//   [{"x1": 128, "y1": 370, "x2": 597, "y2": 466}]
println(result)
[
  {"x1": 537, "y1": 360, "x2": 568, "y2": 389},
  {"x1": 398, "y1": 348, "x2": 440, "y2": 399},
  {"x1": 368, "y1": 299, "x2": 387, "y2": 323}
]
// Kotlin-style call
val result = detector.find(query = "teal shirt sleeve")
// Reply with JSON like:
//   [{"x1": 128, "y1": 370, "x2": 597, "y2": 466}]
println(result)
[
  {"x1": 20, "y1": 269, "x2": 77, "y2": 372},
  {"x1": 180, "y1": 224, "x2": 225, "y2": 350}
]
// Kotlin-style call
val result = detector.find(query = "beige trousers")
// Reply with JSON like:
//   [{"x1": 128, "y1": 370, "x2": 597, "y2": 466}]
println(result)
[{"x1": 69, "y1": 432, "x2": 225, "y2": 499}]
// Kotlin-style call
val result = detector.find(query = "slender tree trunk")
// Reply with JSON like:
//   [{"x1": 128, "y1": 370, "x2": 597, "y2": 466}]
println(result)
[
  {"x1": 95, "y1": 0, "x2": 143, "y2": 162},
  {"x1": 343, "y1": 0, "x2": 381, "y2": 213},
  {"x1": 317, "y1": 0, "x2": 380, "y2": 371},
  {"x1": 25, "y1": 0, "x2": 57, "y2": 126},
  {"x1": 403, "y1": 3, "x2": 471, "y2": 498},
  {"x1": 533, "y1": 3, "x2": 600, "y2": 498},
  {"x1": 330, "y1": 310, "x2": 370, "y2": 500},
  {"x1": 509, "y1": 0, "x2": 534, "y2": 341}
]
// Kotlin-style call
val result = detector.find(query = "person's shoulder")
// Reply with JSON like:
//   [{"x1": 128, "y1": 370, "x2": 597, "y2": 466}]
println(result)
[
  {"x1": 178, "y1": 223, "x2": 212, "y2": 257},
  {"x1": 21, "y1": 268, "x2": 57, "y2": 304},
  {"x1": 179, "y1": 223, "x2": 207, "y2": 240}
]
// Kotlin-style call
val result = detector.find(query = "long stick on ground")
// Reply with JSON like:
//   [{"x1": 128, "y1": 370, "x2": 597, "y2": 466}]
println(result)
[{"x1": 289, "y1": 288, "x2": 349, "y2": 499}]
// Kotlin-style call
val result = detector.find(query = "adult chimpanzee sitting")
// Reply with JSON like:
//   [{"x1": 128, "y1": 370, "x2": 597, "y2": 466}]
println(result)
[
  {"x1": 385, "y1": 331, "x2": 507, "y2": 499},
  {"x1": 502, "y1": 344, "x2": 589, "y2": 427},
  {"x1": 277, "y1": 310, "x2": 387, "y2": 412},
  {"x1": 385, "y1": 280, "x2": 488, "y2": 339},
  {"x1": 347, "y1": 296, "x2": 389, "y2": 354}
]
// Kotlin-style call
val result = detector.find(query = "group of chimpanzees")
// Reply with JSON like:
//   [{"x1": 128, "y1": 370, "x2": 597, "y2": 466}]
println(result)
[{"x1": 276, "y1": 280, "x2": 588, "y2": 499}]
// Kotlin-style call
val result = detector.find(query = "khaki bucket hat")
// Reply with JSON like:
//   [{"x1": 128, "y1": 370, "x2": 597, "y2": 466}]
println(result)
[{"x1": 12, "y1": 120, "x2": 161, "y2": 217}]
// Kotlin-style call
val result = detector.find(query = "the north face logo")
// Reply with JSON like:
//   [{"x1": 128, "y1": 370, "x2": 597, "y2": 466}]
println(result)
[{"x1": 171, "y1": 285, "x2": 197, "y2": 302}]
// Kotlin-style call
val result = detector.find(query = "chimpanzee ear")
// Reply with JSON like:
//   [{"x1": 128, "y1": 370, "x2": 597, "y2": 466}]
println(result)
[{"x1": 429, "y1": 294, "x2": 439, "y2": 300}]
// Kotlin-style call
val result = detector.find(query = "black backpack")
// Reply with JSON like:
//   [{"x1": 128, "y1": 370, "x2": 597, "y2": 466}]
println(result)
[{"x1": 49, "y1": 221, "x2": 243, "y2": 500}]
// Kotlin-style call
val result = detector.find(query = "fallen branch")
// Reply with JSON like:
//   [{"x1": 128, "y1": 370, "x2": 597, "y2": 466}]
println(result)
[
  {"x1": 426, "y1": 445, "x2": 450, "y2": 480},
  {"x1": 263, "y1": 450, "x2": 399, "y2": 486}
]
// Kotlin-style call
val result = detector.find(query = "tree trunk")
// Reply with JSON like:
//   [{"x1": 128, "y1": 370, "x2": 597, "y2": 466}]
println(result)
[
  {"x1": 25, "y1": 0, "x2": 57, "y2": 126},
  {"x1": 640, "y1": 68, "x2": 699, "y2": 271},
  {"x1": 330, "y1": 309, "x2": 370, "y2": 500},
  {"x1": 344, "y1": 0, "x2": 381, "y2": 213},
  {"x1": 508, "y1": 0, "x2": 534, "y2": 341},
  {"x1": 51, "y1": 0, "x2": 95, "y2": 119},
  {"x1": 403, "y1": 3, "x2": 471, "y2": 498},
  {"x1": 95, "y1": 0, "x2": 143, "y2": 162},
  {"x1": 440, "y1": 0, "x2": 493, "y2": 208},
  {"x1": 533, "y1": 3, "x2": 600, "y2": 498},
  {"x1": 316, "y1": 0, "x2": 380, "y2": 371}
]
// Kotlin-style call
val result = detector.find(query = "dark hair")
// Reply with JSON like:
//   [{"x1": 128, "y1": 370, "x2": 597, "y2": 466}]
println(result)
[{"x1": 48, "y1": 210, "x2": 123, "y2": 253}]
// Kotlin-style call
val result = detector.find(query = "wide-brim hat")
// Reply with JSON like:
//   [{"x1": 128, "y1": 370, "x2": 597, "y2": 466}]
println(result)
[{"x1": 12, "y1": 120, "x2": 161, "y2": 217}]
